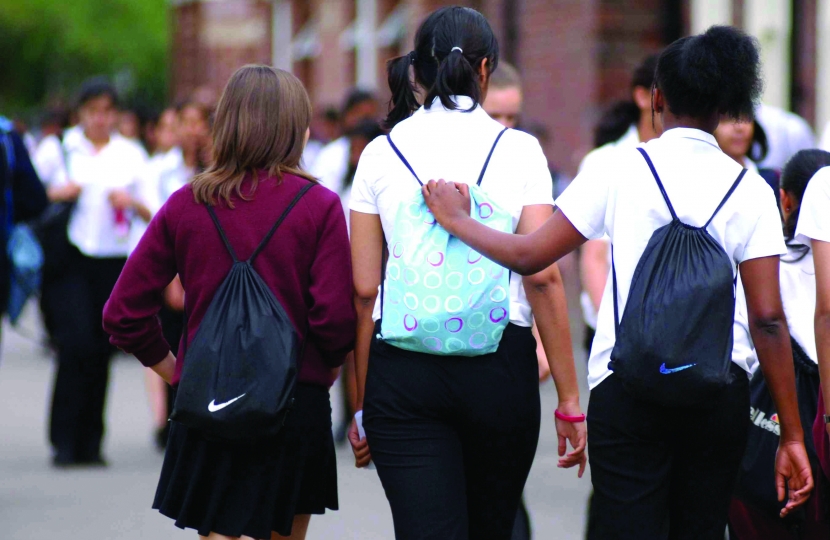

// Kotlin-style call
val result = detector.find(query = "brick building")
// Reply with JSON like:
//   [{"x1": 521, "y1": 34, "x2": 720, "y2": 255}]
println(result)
[{"x1": 170, "y1": 0, "x2": 830, "y2": 175}]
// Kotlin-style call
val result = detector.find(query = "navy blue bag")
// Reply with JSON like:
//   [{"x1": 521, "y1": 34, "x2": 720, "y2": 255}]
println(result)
[
  {"x1": 609, "y1": 148, "x2": 747, "y2": 407},
  {"x1": 171, "y1": 183, "x2": 314, "y2": 441}
]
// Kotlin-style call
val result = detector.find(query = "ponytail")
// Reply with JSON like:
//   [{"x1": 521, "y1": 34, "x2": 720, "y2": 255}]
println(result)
[
  {"x1": 426, "y1": 48, "x2": 482, "y2": 113},
  {"x1": 384, "y1": 54, "x2": 420, "y2": 129}
]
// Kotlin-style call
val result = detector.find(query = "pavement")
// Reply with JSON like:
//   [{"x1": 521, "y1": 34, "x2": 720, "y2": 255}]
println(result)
[{"x1": 0, "y1": 258, "x2": 591, "y2": 540}]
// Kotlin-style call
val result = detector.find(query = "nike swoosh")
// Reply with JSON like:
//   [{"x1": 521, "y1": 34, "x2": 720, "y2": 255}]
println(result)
[
  {"x1": 208, "y1": 393, "x2": 246, "y2": 413},
  {"x1": 659, "y1": 363, "x2": 697, "y2": 374}
]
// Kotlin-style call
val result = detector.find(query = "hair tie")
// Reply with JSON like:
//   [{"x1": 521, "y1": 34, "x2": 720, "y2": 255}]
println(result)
[
  {"x1": 408, "y1": 51, "x2": 418, "y2": 65},
  {"x1": 451, "y1": 47, "x2": 463, "y2": 54}
]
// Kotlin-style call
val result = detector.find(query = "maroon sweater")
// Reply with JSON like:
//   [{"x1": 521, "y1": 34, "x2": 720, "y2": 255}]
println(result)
[{"x1": 103, "y1": 173, "x2": 356, "y2": 387}]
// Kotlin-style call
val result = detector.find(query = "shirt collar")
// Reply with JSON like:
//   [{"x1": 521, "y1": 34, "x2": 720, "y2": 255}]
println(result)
[
  {"x1": 659, "y1": 127, "x2": 721, "y2": 150},
  {"x1": 423, "y1": 95, "x2": 479, "y2": 114}
]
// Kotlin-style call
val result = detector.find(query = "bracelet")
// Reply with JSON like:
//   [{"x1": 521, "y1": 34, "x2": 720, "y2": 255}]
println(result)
[{"x1": 555, "y1": 409, "x2": 586, "y2": 423}]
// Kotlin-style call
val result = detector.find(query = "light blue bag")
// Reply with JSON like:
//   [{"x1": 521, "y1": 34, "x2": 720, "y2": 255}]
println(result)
[{"x1": 379, "y1": 128, "x2": 512, "y2": 356}]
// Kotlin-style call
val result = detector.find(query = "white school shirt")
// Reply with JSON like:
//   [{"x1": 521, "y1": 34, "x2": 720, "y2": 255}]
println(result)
[
  {"x1": 350, "y1": 96, "x2": 554, "y2": 327},
  {"x1": 734, "y1": 247, "x2": 818, "y2": 373},
  {"x1": 65, "y1": 132, "x2": 149, "y2": 258},
  {"x1": 555, "y1": 128, "x2": 786, "y2": 390},
  {"x1": 32, "y1": 134, "x2": 68, "y2": 187},
  {"x1": 756, "y1": 104, "x2": 816, "y2": 171},
  {"x1": 577, "y1": 124, "x2": 640, "y2": 329},
  {"x1": 311, "y1": 137, "x2": 351, "y2": 219},
  {"x1": 795, "y1": 167, "x2": 830, "y2": 247}
]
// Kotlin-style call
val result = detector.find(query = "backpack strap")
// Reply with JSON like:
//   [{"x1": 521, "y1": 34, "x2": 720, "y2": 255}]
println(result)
[
  {"x1": 206, "y1": 205, "x2": 239, "y2": 263},
  {"x1": 611, "y1": 244, "x2": 620, "y2": 338},
  {"x1": 476, "y1": 127, "x2": 509, "y2": 186},
  {"x1": 637, "y1": 147, "x2": 678, "y2": 222},
  {"x1": 248, "y1": 182, "x2": 315, "y2": 264},
  {"x1": 703, "y1": 168, "x2": 747, "y2": 228},
  {"x1": 387, "y1": 135, "x2": 423, "y2": 186}
]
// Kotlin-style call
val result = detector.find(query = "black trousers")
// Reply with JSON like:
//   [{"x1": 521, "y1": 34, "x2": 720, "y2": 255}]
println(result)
[
  {"x1": 363, "y1": 323, "x2": 541, "y2": 540},
  {"x1": 47, "y1": 247, "x2": 126, "y2": 462},
  {"x1": 587, "y1": 364, "x2": 750, "y2": 540}
]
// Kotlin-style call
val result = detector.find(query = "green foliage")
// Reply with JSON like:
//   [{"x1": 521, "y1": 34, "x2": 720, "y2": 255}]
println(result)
[{"x1": 0, "y1": 0, "x2": 169, "y2": 118}]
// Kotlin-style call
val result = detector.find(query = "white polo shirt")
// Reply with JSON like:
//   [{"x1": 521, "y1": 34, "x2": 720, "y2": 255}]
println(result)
[
  {"x1": 65, "y1": 132, "x2": 149, "y2": 258},
  {"x1": 795, "y1": 167, "x2": 830, "y2": 247},
  {"x1": 350, "y1": 96, "x2": 554, "y2": 327},
  {"x1": 555, "y1": 127, "x2": 786, "y2": 389},
  {"x1": 32, "y1": 134, "x2": 68, "y2": 187}
]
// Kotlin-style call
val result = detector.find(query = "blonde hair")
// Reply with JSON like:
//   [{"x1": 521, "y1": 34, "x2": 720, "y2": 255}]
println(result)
[{"x1": 192, "y1": 65, "x2": 315, "y2": 206}]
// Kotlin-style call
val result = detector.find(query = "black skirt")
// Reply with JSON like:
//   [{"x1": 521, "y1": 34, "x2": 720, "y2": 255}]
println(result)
[{"x1": 152, "y1": 383, "x2": 338, "y2": 539}]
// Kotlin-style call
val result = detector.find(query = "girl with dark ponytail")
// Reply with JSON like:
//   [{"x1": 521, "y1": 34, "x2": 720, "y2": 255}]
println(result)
[
  {"x1": 423, "y1": 25, "x2": 815, "y2": 539},
  {"x1": 350, "y1": 6, "x2": 586, "y2": 539}
]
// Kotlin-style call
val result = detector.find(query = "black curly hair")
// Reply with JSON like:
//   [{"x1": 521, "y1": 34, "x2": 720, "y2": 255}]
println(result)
[
  {"x1": 654, "y1": 26, "x2": 762, "y2": 121},
  {"x1": 384, "y1": 6, "x2": 499, "y2": 129},
  {"x1": 780, "y1": 150, "x2": 830, "y2": 253}
]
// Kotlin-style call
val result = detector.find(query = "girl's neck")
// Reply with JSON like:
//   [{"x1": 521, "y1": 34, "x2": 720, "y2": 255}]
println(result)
[{"x1": 637, "y1": 114, "x2": 659, "y2": 143}]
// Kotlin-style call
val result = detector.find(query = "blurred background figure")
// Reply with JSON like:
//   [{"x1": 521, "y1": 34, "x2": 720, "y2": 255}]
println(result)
[
  {"x1": 755, "y1": 104, "x2": 815, "y2": 172},
  {"x1": 43, "y1": 78, "x2": 152, "y2": 468},
  {"x1": 483, "y1": 62, "x2": 523, "y2": 129},
  {"x1": 304, "y1": 106, "x2": 341, "y2": 169}
]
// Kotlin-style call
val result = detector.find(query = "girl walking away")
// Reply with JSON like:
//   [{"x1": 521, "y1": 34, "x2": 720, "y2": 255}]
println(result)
[
  {"x1": 729, "y1": 150, "x2": 830, "y2": 539},
  {"x1": 794, "y1": 159, "x2": 830, "y2": 528},
  {"x1": 348, "y1": 7, "x2": 586, "y2": 540},
  {"x1": 103, "y1": 65, "x2": 356, "y2": 540},
  {"x1": 423, "y1": 26, "x2": 814, "y2": 540}
]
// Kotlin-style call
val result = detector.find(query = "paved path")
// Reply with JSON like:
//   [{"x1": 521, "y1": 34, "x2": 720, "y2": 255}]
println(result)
[{"x1": 0, "y1": 277, "x2": 591, "y2": 539}]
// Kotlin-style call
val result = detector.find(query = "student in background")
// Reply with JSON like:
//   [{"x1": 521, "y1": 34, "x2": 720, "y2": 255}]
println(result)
[
  {"x1": 104, "y1": 65, "x2": 355, "y2": 540},
  {"x1": 45, "y1": 78, "x2": 151, "y2": 467},
  {"x1": 578, "y1": 54, "x2": 659, "y2": 353},
  {"x1": 755, "y1": 104, "x2": 815, "y2": 172},
  {"x1": 423, "y1": 26, "x2": 813, "y2": 539}
]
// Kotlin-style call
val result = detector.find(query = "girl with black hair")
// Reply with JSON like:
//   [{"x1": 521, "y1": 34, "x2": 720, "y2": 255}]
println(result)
[
  {"x1": 729, "y1": 150, "x2": 830, "y2": 539},
  {"x1": 423, "y1": 25, "x2": 814, "y2": 539},
  {"x1": 349, "y1": 6, "x2": 586, "y2": 539}
]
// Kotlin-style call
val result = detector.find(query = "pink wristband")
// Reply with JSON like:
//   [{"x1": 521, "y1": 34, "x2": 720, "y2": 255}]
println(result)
[{"x1": 555, "y1": 409, "x2": 586, "y2": 423}]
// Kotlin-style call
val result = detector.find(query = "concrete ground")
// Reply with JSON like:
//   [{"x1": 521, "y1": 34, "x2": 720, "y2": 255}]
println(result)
[{"x1": 0, "y1": 255, "x2": 591, "y2": 539}]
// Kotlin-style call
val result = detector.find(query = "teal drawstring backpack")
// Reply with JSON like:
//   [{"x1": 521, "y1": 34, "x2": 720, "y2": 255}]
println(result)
[{"x1": 379, "y1": 128, "x2": 512, "y2": 356}]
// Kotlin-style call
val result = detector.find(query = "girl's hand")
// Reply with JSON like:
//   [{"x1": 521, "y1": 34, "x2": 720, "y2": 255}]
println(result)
[
  {"x1": 555, "y1": 401, "x2": 587, "y2": 478},
  {"x1": 108, "y1": 189, "x2": 135, "y2": 211},
  {"x1": 348, "y1": 417, "x2": 372, "y2": 468},
  {"x1": 48, "y1": 182, "x2": 82, "y2": 203},
  {"x1": 422, "y1": 179, "x2": 471, "y2": 234},
  {"x1": 776, "y1": 440, "x2": 814, "y2": 517}
]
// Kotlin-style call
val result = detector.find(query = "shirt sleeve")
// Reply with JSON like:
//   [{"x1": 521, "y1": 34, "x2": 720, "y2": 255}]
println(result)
[
  {"x1": 795, "y1": 167, "x2": 830, "y2": 245},
  {"x1": 739, "y1": 184, "x2": 787, "y2": 262},
  {"x1": 553, "y1": 153, "x2": 611, "y2": 240},
  {"x1": 349, "y1": 137, "x2": 385, "y2": 215},
  {"x1": 103, "y1": 199, "x2": 179, "y2": 366}
]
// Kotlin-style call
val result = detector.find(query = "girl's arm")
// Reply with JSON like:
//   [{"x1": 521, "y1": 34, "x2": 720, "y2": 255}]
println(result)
[
  {"x1": 348, "y1": 210, "x2": 384, "y2": 468},
  {"x1": 813, "y1": 240, "x2": 830, "y2": 438},
  {"x1": 740, "y1": 256, "x2": 814, "y2": 516},
  {"x1": 518, "y1": 204, "x2": 586, "y2": 477},
  {"x1": 422, "y1": 180, "x2": 587, "y2": 275},
  {"x1": 580, "y1": 239, "x2": 609, "y2": 311}
]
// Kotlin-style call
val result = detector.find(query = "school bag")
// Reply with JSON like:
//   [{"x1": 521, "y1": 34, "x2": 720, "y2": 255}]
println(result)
[
  {"x1": 0, "y1": 126, "x2": 44, "y2": 324},
  {"x1": 379, "y1": 128, "x2": 512, "y2": 356},
  {"x1": 733, "y1": 338, "x2": 821, "y2": 525},
  {"x1": 609, "y1": 148, "x2": 747, "y2": 407},
  {"x1": 171, "y1": 183, "x2": 314, "y2": 441}
]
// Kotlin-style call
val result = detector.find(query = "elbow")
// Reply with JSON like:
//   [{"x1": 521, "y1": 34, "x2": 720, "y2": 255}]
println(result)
[
  {"x1": 817, "y1": 310, "x2": 830, "y2": 337},
  {"x1": 522, "y1": 265, "x2": 560, "y2": 295},
  {"x1": 354, "y1": 287, "x2": 378, "y2": 312},
  {"x1": 750, "y1": 311, "x2": 787, "y2": 339}
]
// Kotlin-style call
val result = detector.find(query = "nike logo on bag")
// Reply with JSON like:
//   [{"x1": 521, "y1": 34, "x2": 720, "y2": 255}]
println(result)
[
  {"x1": 659, "y1": 363, "x2": 696, "y2": 374},
  {"x1": 208, "y1": 394, "x2": 246, "y2": 412}
]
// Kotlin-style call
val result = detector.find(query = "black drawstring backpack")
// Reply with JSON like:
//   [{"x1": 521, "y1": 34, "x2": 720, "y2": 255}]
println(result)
[
  {"x1": 733, "y1": 337, "x2": 821, "y2": 522},
  {"x1": 609, "y1": 148, "x2": 747, "y2": 407},
  {"x1": 171, "y1": 183, "x2": 315, "y2": 441}
]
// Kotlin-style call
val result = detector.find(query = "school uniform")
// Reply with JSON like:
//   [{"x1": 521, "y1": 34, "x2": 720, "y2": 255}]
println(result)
[
  {"x1": 556, "y1": 127, "x2": 785, "y2": 540},
  {"x1": 103, "y1": 173, "x2": 355, "y2": 538},
  {"x1": 47, "y1": 131, "x2": 148, "y2": 465},
  {"x1": 351, "y1": 96, "x2": 552, "y2": 540}
]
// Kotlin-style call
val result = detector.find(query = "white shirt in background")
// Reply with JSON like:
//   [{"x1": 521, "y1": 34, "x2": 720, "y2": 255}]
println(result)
[
  {"x1": 820, "y1": 123, "x2": 830, "y2": 152},
  {"x1": 350, "y1": 96, "x2": 554, "y2": 327},
  {"x1": 33, "y1": 134, "x2": 68, "y2": 187},
  {"x1": 576, "y1": 123, "x2": 640, "y2": 329},
  {"x1": 756, "y1": 104, "x2": 816, "y2": 171},
  {"x1": 310, "y1": 136, "x2": 351, "y2": 219},
  {"x1": 65, "y1": 132, "x2": 149, "y2": 258},
  {"x1": 555, "y1": 128, "x2": 786, "y2": 389},
  {"x1": 796, "y1": 167, "x2": 830, "y2": 247}
]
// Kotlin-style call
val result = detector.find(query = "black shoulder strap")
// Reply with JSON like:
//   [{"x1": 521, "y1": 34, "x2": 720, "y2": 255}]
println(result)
[
  {"x1": 476, "y1": 127, "x2": 509, "y2": 186},
  {"x1": 611, "y1": 244, "x2": 620, "y2": 337},
  {"x1": 248, "y1": 182, "x2": 315, "y2": 264},
  {"x1": 387, "y1": 134, "x2": 423, "y2": 186},
  {"x1": 637, "y1": 147, "x2": 678, "y2": 221},
  {"x1": 704, "y1": 168, "x2": 747, "y2": 228},
  {"x1": 206, "y1": 204, "x2": 239, "y2": 263}
]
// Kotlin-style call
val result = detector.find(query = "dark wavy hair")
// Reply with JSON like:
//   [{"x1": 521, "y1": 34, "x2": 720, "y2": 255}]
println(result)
[
  {"x1": 780, "y1": 150, "x2": 830, "y2": 259},
  {"x1": 384, "y1": 6, "x2": 499, "y2": 129},
  {"x1": 593, "y1": 54, "x2": 659, "y2": 148},
  {"x1": 655, "y1": 26, "x2": 762, "y2": 121}
]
